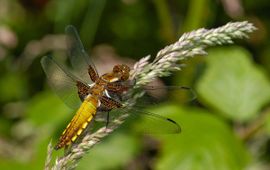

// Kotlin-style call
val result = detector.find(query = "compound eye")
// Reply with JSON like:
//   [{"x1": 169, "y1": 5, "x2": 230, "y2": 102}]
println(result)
[
  {"x1": 113, "y1": 65, "x2": 121, "y2": 73},
  {"x1": 122, "y1": 65, "x2": 130, "y2": 72}
]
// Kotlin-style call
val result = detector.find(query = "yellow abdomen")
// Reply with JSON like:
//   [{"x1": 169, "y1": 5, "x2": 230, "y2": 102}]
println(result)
[{"x1": 55, "y1": 96, "x2": 97, "y2": 150}]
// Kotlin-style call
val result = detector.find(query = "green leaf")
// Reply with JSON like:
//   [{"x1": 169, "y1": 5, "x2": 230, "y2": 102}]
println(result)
[
  {"x1": 0, "y1": 72, "x2": 27, "y2": 102},
  {"x1": 0, "y1": 90, "x2": 70, "y2": 169},
  {"x1": 146, "y1": 104, "x2": 250, "y2": 170},
  {"x1": 196, "y1": 47, "x2": 270, "y2": 121},
  {"x1": 26, "y1": 91, "x2": 71, "y2": 126},
  {"x1": 0, "y1": 136, "x2": 62, "y2": 170},
  {"x1": 80, "y1": 0, "x2": 106, "y2": 48},
  {"x1": 77, "y1": 132, "x2": 139, "y2": 170}
]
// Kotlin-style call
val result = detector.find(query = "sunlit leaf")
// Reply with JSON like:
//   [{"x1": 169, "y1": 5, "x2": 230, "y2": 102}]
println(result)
[
  {"x1": 196, "y1": 47, "x2": 270, "y2": 121},
  {"x1": 148, "y1": 104, "x2": 250, "y2": 170}
]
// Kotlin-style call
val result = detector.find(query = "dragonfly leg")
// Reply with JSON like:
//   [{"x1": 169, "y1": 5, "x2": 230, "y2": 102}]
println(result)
[
  {"x1": 97, "y1": 96, "x2": 122, "y2": 127},
  {"x1": 106, "y1": 112, "x2": 110, "y2": 128}
]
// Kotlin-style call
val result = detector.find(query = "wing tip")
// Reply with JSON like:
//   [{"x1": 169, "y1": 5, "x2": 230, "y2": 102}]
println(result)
[{"x1": 166, "y1": 118, "x2": 182, "y2": 133}]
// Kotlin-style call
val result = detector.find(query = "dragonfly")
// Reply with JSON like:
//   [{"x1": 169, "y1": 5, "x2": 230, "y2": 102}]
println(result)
[{"x1": 41, "y1": 25, "x2": 190, "y2": 150}]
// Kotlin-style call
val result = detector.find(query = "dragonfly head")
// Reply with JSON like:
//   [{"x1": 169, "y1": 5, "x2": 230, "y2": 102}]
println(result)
[{"x1": 113, "y1": 64, "x2": 130, "y2": 81}]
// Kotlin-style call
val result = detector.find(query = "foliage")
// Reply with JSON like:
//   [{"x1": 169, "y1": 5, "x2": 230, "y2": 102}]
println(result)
[
  {"x1": 197, "y1": 47, "x2": 270, "y2": 121},
  {"x1": 45, "y1": 21, "x2": 255, "y2": 170},
  {"x1": 0, "y1": 0, "x2": 269, "y2": 170},
  {"x1": 153, "y1": 105, "x2": 249, "y2": 170}
]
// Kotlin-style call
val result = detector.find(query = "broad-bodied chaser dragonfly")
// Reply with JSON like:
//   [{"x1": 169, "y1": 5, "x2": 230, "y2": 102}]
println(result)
[{"x1": 41, "y1": 26, "x2": 192, "y2": 150}]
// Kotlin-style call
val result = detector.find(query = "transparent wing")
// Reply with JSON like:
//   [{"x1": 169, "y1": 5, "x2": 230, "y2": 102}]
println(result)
[
  {"x1": 129, "y1": 107, "x2": 181, "y2": 134},
  {"x1": 143, "y1": 85, "x2": 197, "y2": 102},
  {"x1": 97, "y1": 106, "x2": 181, "y2": 134},
  {"x1": 110, "y1": 84, "x2": 196, "y2": 106},
  {"x1": 65, "y1": 25, "x2": 99, "y2": 82},
  {"x1": 106, "y1": 79, "x2": 196, "y2": 103},
  {"x1": 41, "y1": 55, "x2": 89, "y2": 110}
]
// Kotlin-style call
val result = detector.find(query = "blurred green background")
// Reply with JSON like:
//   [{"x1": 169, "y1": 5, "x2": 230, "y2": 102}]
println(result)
[{"x1": 0, "y1": 0, "x2": 270, "y2": 169}]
